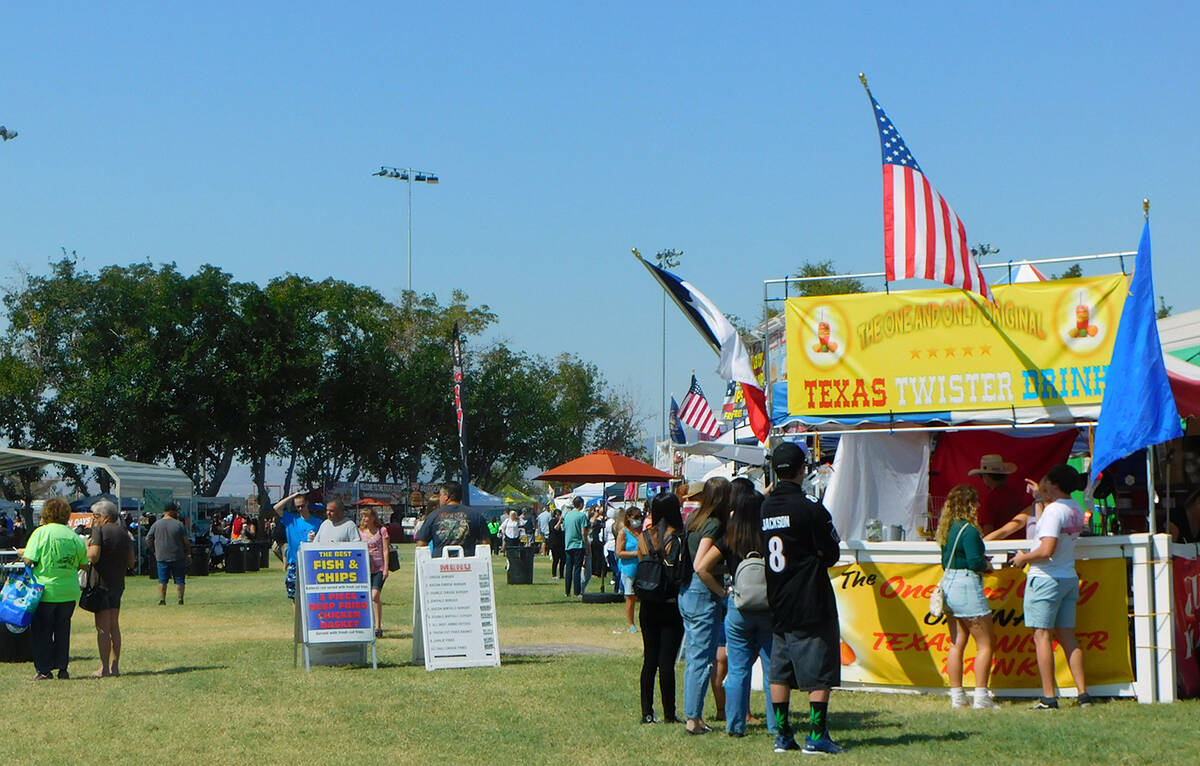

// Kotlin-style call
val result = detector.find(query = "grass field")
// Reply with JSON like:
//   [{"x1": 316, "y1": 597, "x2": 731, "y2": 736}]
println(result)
[{"x1": 6, "y1": 550, "x2": 1197, "y2": 766}]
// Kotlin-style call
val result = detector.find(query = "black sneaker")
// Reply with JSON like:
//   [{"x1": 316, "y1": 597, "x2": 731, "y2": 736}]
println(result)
[
  {"x1": 57, "y1": 670, "x2": 70, "y2": 680},
  {"x1": 1030, "y1": 697, "x2": 1059, "y2": 710},
  {"x1": 1077, "y1": 693, "x2": 1095, "y2": 708},
  {"x1": 641, "y1": 714, "x2": 657, "y2": 724}
]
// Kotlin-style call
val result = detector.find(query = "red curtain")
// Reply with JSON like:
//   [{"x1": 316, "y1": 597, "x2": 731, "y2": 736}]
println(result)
[{"x1": 929, "y1": 429, "x2": 1078, "y2": 506}]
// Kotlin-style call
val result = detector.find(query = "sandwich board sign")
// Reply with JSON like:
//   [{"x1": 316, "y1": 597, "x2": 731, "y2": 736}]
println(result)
[
  {"x1": 412, "y1": 545, "x2": 500, "y2": 670},
  {"x1": 295, "y1": 542, "x2": 377, "y2": 671}
]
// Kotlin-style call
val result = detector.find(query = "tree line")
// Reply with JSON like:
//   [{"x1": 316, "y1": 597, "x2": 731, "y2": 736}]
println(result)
[{"x1": 0, "y1": 255, "x2": 642, "y2": 515}]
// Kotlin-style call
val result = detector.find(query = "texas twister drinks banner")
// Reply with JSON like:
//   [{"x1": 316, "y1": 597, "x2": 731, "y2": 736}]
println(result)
[
  {"x1": 832, "y1": 558, "x2": 1132, "y2": 689},
  {"x1": 785, "y1": 275, "x2": 1128, "y2": 417}
]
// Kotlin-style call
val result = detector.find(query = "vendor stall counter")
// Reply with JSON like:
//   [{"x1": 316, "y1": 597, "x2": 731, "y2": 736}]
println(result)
[{"x1": 831, "y1": 535, "x2": 1177, "y2": 702}]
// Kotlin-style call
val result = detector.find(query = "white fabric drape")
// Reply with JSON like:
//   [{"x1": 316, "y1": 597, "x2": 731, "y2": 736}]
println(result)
[{"x1": 822, "y1": 432, "x2": 931, "y2": 542}]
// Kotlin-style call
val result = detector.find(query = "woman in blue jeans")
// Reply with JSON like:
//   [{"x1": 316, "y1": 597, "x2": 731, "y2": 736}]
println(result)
[
  {"x1": 678, "y1": 476, "x2": 730, "y2": 735},
  {"x1": 696, "y1": 486, "x2": 776, "y2": 737}
]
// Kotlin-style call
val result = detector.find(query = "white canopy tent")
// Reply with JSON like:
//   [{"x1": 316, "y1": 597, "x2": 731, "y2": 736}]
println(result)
[
  {"x1": 0, "y1": 448, "x2": 193, "y2": 514},
  {"x1": 1159, "y1": 308, "x2": 1200, "y2": 362}
]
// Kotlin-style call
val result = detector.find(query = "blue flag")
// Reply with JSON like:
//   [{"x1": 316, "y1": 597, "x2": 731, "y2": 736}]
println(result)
[
  {"x1": 668, "y1": 397, "x2": 687, "y2": 444},
  {"x1": 1090, "y1": 222, "x2": 1182, "y2": 483}
]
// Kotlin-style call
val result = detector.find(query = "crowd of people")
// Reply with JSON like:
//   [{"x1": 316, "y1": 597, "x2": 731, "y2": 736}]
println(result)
[
  {"x1": 622, "y1": 445, "x2": 1100, "y2": 755},
  {"x1": 5, "y1": 452, "x2": 1110, "y2": 752},
  {"x1": 630, "y1": 443, "x2": 844, "y2": 754}
]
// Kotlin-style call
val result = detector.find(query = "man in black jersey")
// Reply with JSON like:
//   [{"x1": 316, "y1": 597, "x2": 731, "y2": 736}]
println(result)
[{"x1": 760, "y1": 442, "x2": 845, "y2": 755}]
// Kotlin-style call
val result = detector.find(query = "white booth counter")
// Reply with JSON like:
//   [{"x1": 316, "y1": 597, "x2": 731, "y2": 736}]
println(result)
[{"x1": 827, "y1": 535, "x2": 1181, "y2": 703}]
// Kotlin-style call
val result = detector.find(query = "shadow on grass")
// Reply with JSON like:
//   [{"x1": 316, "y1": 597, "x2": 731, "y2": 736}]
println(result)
[
  {"x1": 844, "y1": 730, "x2": 972, "y2": 748},
  {"x1": 822, "y1": 711, "x2": 975, "y2": 746},
  {"x1": 495, "y1": 655, "x2": 553, "y2": 665},
  {"x1": 336, "y1": 656, "x2": 550, "y2": 669},
  {"x1": 120, "y1": 665, "x2": 228, "y2": 677},
  {"x1": 342, "y1": 661, "x2": 424, "y2": 671},
  {"x1": 825, "y1": 710, "x2": 893, "y2": 730}
]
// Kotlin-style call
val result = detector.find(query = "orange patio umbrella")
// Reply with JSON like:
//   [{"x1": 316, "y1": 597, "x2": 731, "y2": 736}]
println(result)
[{"x1": 533, "y1": 449, "x2": 673, "y2": 484}]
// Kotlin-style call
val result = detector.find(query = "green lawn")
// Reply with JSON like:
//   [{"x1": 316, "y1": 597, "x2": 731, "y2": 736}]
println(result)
[{"x1": 6, "y1": 550, "x2": 1197, "y2": 765}]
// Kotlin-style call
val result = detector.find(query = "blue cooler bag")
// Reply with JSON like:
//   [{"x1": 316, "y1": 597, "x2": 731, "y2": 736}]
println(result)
[{"x1": 0, "y1": 567, "x2": 45, "y2": 629}]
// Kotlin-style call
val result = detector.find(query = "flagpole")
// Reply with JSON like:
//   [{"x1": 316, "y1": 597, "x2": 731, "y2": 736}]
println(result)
[
  {"x1": 1143, "y1": 197, "x2": 1158, "y2": 534},
  {"x1": 857, "y1": 72, "x2": 891, "y2": 297},
  {"x1": 761, "y1": 279, "x2": 773, "y2": 460}
]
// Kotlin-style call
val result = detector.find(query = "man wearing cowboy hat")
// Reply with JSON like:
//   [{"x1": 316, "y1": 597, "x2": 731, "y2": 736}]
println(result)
[{"x1": 968, "y1": 454, "x2": 1028, "y2": 539}]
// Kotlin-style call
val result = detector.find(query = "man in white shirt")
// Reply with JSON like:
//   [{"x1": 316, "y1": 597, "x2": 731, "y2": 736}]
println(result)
[
  {"x1": 315, "y1": 499, "x2": 362, "y2": 543},
  {"x1": 500, "y1": 510, "x2": 522, "y2": 551}
]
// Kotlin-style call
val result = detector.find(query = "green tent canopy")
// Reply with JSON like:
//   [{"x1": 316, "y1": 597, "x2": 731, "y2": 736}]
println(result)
[{"x1": 498, "y1": 484, "x2": 537, "y2": 506}]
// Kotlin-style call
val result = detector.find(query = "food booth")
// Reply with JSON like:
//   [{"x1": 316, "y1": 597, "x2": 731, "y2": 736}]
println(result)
[{"x1": 761, "y1": 264, "x2": 1199, "y2": 703}]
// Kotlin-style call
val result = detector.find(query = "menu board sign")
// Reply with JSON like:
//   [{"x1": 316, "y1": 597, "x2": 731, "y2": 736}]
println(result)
[{"x1": 412, "y1": 545, "x2": 500, "y2": 671}]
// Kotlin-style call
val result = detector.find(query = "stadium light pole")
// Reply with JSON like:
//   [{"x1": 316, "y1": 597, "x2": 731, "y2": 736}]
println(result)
[
  {"x1": 372, "y1": 166, "x2": 439, "y2": 292},
  {"x1": 654, "y1": 248, "x2": 683, "y2": 441}
]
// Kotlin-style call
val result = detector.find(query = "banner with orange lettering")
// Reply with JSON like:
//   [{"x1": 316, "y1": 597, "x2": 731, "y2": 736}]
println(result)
[
  {"x1": 832, "y1": 558, "x2": 1132, "y2": 689},
  {"x1": 1173, "y1": 555, "x2": 1200, "y2": 698},
  {"x1": 785, "y1": 275, "x2": 1128, "y2": 417}
]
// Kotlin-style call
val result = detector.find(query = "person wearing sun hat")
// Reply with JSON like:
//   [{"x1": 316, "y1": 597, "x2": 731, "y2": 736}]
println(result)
[
  {"x1": 681, "y1": 481, "x2": 705, "y2": 523},
  {"x1": 968, "y1": 454, "x2": 1030, "y2": 540}
]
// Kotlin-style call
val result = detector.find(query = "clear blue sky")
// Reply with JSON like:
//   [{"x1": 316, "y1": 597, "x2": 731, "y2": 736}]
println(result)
[{"x1": 3, "y1": 2, "x2": 1197, "y2": 491}]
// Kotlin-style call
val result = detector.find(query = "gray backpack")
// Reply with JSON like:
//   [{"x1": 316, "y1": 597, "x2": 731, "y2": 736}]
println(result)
[{"x1": 731, "y1": 551, "x2": 770, "y2": 612}]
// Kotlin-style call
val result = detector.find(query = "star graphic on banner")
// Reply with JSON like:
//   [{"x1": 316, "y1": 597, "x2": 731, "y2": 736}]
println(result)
[
  {"x1": 926, "y1": 348, "x2": 939, "y2": 358},
  {"x1": 944, "y1": 348, "x2": 956, "y2": 358},
  {"x1": 980, "y1": 345, "x2": 992, "y2": 356},
  {"x1": 962, "y1": 347, "x2": 974, "y2": 357},
  {"x1": 909, "y1": 349, "x2": 921, "y2": 359}
]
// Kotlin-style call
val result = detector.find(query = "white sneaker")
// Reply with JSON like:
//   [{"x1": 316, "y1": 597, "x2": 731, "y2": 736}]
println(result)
[
  {"x1": 973, "y1": 693, "x2": 998, "y2": 710},
  {"x1": 950, "y1": 692, "x2": 970, "y2": 709}
]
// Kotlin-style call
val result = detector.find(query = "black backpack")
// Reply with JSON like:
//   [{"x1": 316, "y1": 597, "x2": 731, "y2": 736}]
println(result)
[{"x1": 634, "y1": 525, "x2": 685, "y2": 603}]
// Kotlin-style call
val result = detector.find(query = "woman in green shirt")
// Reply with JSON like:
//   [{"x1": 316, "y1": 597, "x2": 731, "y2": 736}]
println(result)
[
  {"x1": 21, "y1": 498, "x2": 88, "y2": 680},
  {"x1": 936, "y1": 485, "x2": 996, "y2": 710}
]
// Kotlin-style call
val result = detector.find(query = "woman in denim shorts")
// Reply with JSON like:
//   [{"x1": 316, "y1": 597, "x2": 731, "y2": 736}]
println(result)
[
  {"x1": 1011, "y1": 464, "x2": 1093, "y2": 709},
  {"x1": 937, "y1": 485, "x2": 997, "y2": 709}
]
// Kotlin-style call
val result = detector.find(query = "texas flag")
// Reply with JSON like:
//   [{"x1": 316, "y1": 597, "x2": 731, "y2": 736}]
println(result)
[{"x1": 637, "y1": 255, "x2": 770, "y2": 443}]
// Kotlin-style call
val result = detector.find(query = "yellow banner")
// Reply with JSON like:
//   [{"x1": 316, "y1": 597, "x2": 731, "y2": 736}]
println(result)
[
  {"x1": 785, "y1": 275, "x2": 1128, "y2": 416},
  {"x1": 832, "y1": 558, "x2": 1132, "y2": 689}
]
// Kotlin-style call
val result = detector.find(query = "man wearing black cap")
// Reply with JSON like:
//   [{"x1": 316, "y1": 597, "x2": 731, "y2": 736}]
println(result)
[{"x1": 760, "y1": 441, "x2": 845, "y2": 755}]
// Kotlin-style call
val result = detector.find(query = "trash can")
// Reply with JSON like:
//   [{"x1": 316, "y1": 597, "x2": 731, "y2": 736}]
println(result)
[
  {"x1": 0, "y1": 565, "x2": 34, "y2": 663},
  {"x1": 0, "y1": 624, "x2": 32, "y2": 663},
  {"x1": 505, "y1": 545, "x2": 534, "y2": 585},
  {"x1": 225, "y1": 544, "x2": 247, "y2": 574},
  {"x1": 243, "y1": 543, "x2": 260, "y2": 572},
  {"x1": 189, "y1": 546, "x2": 210, "y2": 576}
]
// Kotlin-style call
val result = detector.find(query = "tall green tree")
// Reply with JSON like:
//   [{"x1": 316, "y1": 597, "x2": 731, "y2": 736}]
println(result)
[{"x1": 790, "y1": 259, "x2": 867, "y2": 296}]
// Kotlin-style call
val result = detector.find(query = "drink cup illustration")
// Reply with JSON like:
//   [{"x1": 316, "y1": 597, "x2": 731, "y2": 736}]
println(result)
[
  {"x1": 1072, "y1": 293, "x2": 1098, "y2": 338},
  {"x1": 812, "y1": 315, "x2": 838, "y2": 353}
]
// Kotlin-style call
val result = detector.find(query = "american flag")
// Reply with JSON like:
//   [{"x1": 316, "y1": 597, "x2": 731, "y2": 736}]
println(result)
[
  {"x1": 864, "y1": 81, "x2": 992, "y2": 302},
  {"x1": 679, "y1": 375, "x2": 722, "y2": 439}
]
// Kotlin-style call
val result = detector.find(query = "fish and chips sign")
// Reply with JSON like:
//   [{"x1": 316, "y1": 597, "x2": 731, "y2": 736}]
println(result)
[{"x1": 785, "y1": 275, "x2": 1128, "y2": 417}]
